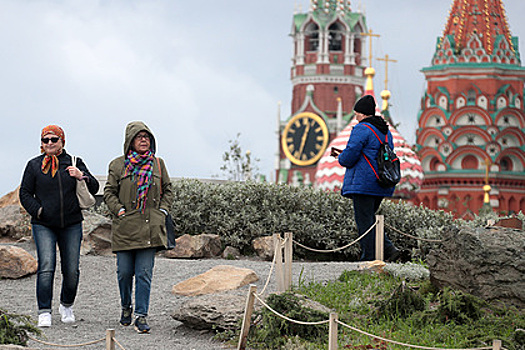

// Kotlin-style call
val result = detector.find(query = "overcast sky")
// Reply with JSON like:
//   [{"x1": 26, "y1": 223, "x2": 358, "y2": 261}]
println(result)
[{"x1": 2, "y1": 0, "x2": 525, "y2": 197}]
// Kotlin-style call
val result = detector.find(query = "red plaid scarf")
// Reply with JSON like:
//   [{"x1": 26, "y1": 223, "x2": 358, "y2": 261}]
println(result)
[{"x1": 124, "y1": 150, "x2": 154, "y2": 212}]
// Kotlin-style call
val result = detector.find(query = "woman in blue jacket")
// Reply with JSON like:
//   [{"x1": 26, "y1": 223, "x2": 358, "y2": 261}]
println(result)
[
  {"x1": 331, "y1": 95, "x2": 404, "y2": 261},
  {"x1": 19, "y1": 125, "x2": 99, "y2": 327}
]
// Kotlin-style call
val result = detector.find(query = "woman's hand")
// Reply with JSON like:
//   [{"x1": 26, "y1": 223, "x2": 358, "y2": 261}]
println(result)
[{"x1": 66, "y1": 166, "x2": 84, "y2": 180}]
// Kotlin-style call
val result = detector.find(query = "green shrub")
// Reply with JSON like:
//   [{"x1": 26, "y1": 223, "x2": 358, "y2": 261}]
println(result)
[
  {"x1": 168, "y1": 180, "x2": 466, "y2": 260},
  {"x1": 0, "y1": 309, "x2": 41, "y2": 346},
  {"x1": 249, "y1": 292, "x2": 329, "y2": 349}
]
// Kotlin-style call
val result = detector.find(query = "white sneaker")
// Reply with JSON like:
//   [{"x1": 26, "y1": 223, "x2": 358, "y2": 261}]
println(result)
[
  {"x1": 38, "y1": 312, "x2": 52, "y2": 327},
  {"x1": 59, "y1": 304, "x2": 75, "y2": 324}
]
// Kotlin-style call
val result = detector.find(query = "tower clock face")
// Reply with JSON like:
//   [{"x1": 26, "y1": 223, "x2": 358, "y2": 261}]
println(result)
[{"x1": 281, "y1": 112, "x2": 329, "y2": 166}]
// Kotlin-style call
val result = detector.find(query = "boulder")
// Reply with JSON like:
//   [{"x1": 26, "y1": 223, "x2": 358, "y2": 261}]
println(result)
[
  {"x1": 0, "y1": 245, "x2": 37, "y2": 279},
  {"x1": 252, "y1": 236, "x2": 274, "y2": 261},
  {"x1": 172, "y1": 291, "x2": 248, "y2": 330},
  {"x1": 0, "y1": 205, "x2": 31, "y2": 241},
  {"x1": 0, "y1": 187, "x2": 20, "y2": 209},
  {"x1": 222, "y1": 246, "x2": 241, "y2": 260},
  {"x1": 165, "y1": 234, "x2": 222, "y2": 259},
  {"x1": 172, "y1": 265, "x2": 259, "y2": 296},
  {"x1": 427, "y1": 226, "x2": 525, "y2": 308},
  {"x1": 81, "y1": 211, "x2": 113, "y2": 256}
]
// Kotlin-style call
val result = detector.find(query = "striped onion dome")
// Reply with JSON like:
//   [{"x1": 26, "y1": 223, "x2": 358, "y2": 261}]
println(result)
[{"x1": 315, "y1": 117, "x2": 424, "y2": 199}]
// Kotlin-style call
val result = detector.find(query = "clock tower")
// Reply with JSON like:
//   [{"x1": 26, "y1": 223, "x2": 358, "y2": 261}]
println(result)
[
  {"x1": 414, "y1": 0, "x2": 525, "y2": 217},
  {"x1": 277, "y1": 0, "x2": 367, "y2": 185}
]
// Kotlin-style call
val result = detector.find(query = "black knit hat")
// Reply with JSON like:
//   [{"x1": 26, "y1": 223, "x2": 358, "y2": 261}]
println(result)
[{"x1": 353, "y1": 95, "x2": 376, "y2": 116}]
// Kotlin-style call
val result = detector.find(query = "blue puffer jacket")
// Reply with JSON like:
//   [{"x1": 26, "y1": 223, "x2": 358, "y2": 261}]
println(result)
[{"x1": 338, "y1": 117, "x2": 396, "y2": 198}]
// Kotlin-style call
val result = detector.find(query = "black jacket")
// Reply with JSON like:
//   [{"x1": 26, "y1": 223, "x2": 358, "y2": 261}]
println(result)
[{"x1": 19, "y1": 151, "x2": 99, "y2": 228}]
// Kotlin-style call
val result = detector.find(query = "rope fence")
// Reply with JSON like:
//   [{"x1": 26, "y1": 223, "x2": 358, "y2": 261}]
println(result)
[
  {"x1": 236, "y1": 215, "x2": 504, "y2": 350},
  {"x1": 27, "y1": 329, "x2": 127, "y2": 350},
  {"x1": 237, "y1": 284, "x2": 505, "y2": 350}
]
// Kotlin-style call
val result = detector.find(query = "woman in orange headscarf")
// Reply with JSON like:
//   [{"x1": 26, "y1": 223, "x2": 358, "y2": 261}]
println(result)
[{"x1": 19, "y1": 125, "x2": 99, "y2": 328}]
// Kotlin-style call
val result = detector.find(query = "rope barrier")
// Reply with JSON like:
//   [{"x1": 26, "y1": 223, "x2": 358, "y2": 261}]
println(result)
[
  {"x1": 253, "y1": 293, "x2": 329, "y2": 326},
  {"x1": 257, "y1": 237, "x2": 280, "y2": 296},
  {"x1": 293, "y1": 219, "x2": 378, "y2": 253},
  {"x1": 385, "y1": 224, "x2": 443, "y2": 243},
  {"x1": 335, "y1": 319, "x2": 492, "y2": 350},
  {"x1": 28, "y1": 334, "x2": 105, "y2": 347},
  {"x1": 113, "y1": 336, "x2": 127, "y2": 350}
]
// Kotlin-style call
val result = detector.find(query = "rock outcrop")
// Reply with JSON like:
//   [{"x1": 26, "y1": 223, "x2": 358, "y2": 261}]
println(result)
[
  {"x1": 165, "y1": 234, "x2": 222, "y2": 259},
  {"x1": 427, "y1": 225, "x2": 525, "y2": 308},
  {"x1": 0, "y1": 205, "x2": 31, "y2": 241},
  {"x1": 0, "y1": 245, "x2": 37, "y2": 279},
  {"x1": 172, "y1": 291, "x2": 248, "y2": 330},
  {"x1": 172, "y1": 265, "x2": 258, "y2": 296}
]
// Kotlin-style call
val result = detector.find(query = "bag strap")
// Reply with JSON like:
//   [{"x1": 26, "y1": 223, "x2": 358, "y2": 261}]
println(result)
[
  {"x1": 155, "y1": 157, "x2": 163, "y2": 196},
  {"x1": 362, "y1": 124, "x2": 388, "y2": 144},
  {"x1": 361, "y1": 124, "x2": 383, "y2": 181}
]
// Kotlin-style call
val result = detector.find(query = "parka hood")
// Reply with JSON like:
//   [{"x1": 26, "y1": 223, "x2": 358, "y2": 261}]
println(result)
[
  {"x1": 123, "y1": 121, "x2": 156, "y2": 155},
  {"x1": 360, "y1": 115, "x2": 389, "y2": 135}
]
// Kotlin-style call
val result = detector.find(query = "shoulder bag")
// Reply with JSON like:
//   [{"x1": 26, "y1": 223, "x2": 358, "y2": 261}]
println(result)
[
  {"x1": 72, "y1": 156, "x2": 96, "y2": 209},
  {"x1": 155, "y1": 157, "x2": 176, "y2": 250}
]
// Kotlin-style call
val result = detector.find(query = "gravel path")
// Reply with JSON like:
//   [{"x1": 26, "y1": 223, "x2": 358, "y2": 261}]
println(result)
[{"x1": 1, "y1": 242, "x2": 361, "y2": 350}]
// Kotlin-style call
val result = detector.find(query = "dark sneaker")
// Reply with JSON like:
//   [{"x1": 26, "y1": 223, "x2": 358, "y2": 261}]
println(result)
[
  {"x1": 120, "y1": 307, "x2": 133, "y2": 326},
  {"x1": 134, "y1": 316, "x2": 150, "y2": 333},
  {"x1": 386, "y1": 249, "x2": 411, "y2": 263}
]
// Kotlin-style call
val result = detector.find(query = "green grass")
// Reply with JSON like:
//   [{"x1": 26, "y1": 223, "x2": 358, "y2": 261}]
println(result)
[{"x1": 234, "y1": 269, "x2": 525, "y2": 350}]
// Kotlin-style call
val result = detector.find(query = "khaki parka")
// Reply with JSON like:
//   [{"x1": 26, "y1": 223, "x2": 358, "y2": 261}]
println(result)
[{"x1": 103, "y1": 121, "x2": 174, "y2": 252}]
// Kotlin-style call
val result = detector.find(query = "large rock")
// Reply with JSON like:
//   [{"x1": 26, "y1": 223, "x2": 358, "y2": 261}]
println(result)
[
  {"x1": 252, "y1": 236, "x2": 274, "y2": 261},
  {"x1": 0, "y1": 245, "x2": 37, "y2": 279},
  {"x1": 172, "y1": 291, "x2": 331, "y2": 331},
  {"x1": 427, "y1": 226, "x2": 525, "y2": 308},
  {"x1": 165, "y1": 234, "x2": 222, "y2": 259},
  {"x1": 172, "y1": 291, "x2": 248, "y2": 330},
  {"x1": 0, "y1": 205, "x2": 31, "y2": 241},
  {"x1": 0, "y1": 187, "x2": 20, "y2": 209},
  {"x1": 172, "y1": 265, "x2": 259, "y2": 296},
  {"x1": 81, "y1": 211, "x2": 113, "y2": 256}
]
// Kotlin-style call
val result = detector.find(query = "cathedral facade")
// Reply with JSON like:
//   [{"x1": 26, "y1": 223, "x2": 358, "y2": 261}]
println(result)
[{"x1": 414, "y1": 0, "x2": 525, "y2": 217}]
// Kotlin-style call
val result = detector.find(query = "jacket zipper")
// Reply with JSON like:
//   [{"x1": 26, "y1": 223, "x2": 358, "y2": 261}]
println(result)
[{"x1": 58, "y1": 169, "x2": 65, "y2": 228}]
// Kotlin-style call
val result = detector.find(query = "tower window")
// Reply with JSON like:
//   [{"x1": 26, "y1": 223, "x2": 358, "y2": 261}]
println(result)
[
  {"x1": 334, "y1": 86, "x2": 339, "y2": 94},
  {"x1": 467, "y1": 89, "x2": 476, "y2": 104},
  {"x1": 305, "y1": 23, "x2": 319, "y2": 52},
  {"x1": 328, "y1": 23, "x2": 343, "y2": 51},
  {"x1": 501, "y1": 157, "x2": 512, "y2": 171}
]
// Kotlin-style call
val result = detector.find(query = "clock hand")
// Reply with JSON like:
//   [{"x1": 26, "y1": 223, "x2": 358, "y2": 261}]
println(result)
[{"x1": 298, "y1": 121, "x2": 311, "y2": 157}]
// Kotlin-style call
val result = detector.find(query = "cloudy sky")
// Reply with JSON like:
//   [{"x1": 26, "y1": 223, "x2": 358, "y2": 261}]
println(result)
[{"x1": 2, "y1": 0, "x2": 525, "y2": 197}]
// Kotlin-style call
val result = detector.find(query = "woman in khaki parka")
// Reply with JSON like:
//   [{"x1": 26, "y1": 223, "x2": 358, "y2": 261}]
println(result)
[{"x1": 104, "y1": 121, "x2": 173, "y2": 333}]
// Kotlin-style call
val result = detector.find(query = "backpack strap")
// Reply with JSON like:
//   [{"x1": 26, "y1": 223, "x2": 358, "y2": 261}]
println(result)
[{"x1": 361, "y1": 124, "x2": 387, "y2": 181}]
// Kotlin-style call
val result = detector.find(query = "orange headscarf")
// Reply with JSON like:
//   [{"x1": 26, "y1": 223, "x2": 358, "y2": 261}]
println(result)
[{"x1": 41, "y1": 125, "x2": 65, "y2": 177}]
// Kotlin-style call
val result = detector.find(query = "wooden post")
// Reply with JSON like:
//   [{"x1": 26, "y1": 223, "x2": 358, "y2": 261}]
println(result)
[
  {"x1": 375, "y1": 215, "x2": 384, "y2": 261},
  {"x1": 492, "y1": 339, "x2": 502, "y2": 350},
  {"x1": 284, "y1": 232, "x2": 293, "y2": 291},
  {"x1": 328, "y1": 312, "x2": 338, "y2": 350},
  {"x1": 273, "y1": 233, "x2": 285, "y2": 292},
  {"x1": 237, "y1": 285, "x2": 257, "y2": 350},
  {"x1": 105, "y1": 329, "x2": 115, "y2": 350}
]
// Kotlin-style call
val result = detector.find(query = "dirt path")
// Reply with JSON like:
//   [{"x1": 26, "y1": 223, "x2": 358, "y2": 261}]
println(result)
[{"x1": 1, "y1": 242, "x2": 360, "y2": 350}]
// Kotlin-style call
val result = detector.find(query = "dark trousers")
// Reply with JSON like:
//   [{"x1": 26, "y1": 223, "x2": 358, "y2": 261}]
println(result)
[{"x1": 351, "y1": 194, "x2": 396, "y2": 261}]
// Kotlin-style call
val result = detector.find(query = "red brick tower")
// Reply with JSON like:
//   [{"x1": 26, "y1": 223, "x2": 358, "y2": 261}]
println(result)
[
  {"x1": 277, "y1": 0, "x2": 367, "y2": 185},
  {"x1": 414, "y1": 0, "x2": 525, "y2": 218}
]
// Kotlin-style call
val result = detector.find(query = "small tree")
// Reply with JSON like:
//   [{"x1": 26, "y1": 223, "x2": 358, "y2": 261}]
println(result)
[{"x1": 219, "y1": 133, "x2": 260, "y2": 181}]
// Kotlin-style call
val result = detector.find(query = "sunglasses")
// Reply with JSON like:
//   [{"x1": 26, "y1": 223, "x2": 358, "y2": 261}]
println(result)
[{"x1": 41, "y1": 137, "x2": 60, "y2": 144}]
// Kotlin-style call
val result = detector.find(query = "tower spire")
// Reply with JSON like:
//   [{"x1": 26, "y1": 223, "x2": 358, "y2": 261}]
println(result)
[
  {"x1": 361, "y1": 29, "x2": 380, "y2": 97},
  {"x1": 441, "y1": 0, "x2": 515, "y2": 55},
  {"x1": 377, "y1": 54, "x2": 397, "y2": 111}
]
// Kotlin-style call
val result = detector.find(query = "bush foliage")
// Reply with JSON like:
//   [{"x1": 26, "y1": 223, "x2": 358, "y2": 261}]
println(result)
[{"x1": 168, "y1": 179, "x2": 460, "y2": 260}]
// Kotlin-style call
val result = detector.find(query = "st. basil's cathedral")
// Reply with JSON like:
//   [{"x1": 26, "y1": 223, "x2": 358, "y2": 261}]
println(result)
[{"x1": 276, "y1": 0, "x2": 525, "y2": 219}]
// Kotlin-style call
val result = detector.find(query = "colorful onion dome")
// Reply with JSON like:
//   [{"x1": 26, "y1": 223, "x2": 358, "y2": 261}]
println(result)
[{"x1": 315, "y1": 117, "x2": 424, "y2": 199}]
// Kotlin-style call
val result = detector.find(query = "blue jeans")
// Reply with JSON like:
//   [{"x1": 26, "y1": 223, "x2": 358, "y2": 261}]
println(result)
[
  {"x1": 116, "y1": 248, "x2": 156, "y2": 317},
  {"x1": 32, "y1": 223, "x2": 83, "y2": 314},
  {"x1": 351, "y1": 194, "x2": 396, "y2": 261}
]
